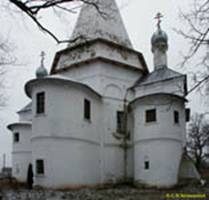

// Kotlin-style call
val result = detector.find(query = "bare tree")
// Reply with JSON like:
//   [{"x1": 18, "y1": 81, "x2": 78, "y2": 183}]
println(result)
[
  {"x1": 0, "y1": 1, "x2": 103, "y2": 108},
  {"x1": 8, "y1": 0, "x2": 106, "y2": 44},
  {"x1": 0, "y1": 32, "x2": 15, "y2": 107},
  {"x1": 176, "y1": 0, "x2": 209, "y2": 95},
  {"x1": 186, "y1": 113, "x2": 209, "y2": 170}
]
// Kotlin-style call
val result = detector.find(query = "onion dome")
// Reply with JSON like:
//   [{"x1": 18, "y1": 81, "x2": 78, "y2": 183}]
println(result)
[
  {"x1": 151, "y1": 27, "x2": 168, "y2": 53},
  {"x1": 36, "y1": 51, "x2": 48, "y2": 78},
  {"x1": 151, "y1": 13, "x2": 168, "y2": 52},
  {"x1": 36, "y1": 65, "x2": 48, "y2": 78},
  {"x1": 151, "y1": 28, "x2": 168, "y2": 47}
]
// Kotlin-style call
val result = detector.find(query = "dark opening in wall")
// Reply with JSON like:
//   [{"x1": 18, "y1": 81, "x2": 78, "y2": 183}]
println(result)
[
  {"x1": 174, "y1": 110, "x2": 179, "y2": 124},
  {"x1": 185, "y1": 108, "x2": 190, "y2": 122},
  {"x1": 14, "y1": 133, "x2": 20, "y2": 143},
  {"x1": 84, "y1": 99, "x2": 91, "y2": 120},
  {"x1": 145, "y1": 109, "x2": 156, "y2": 123},
  {"x1": 36, "y1": 92, "x2": 45, "y2": 114},
  {"x1": 117, "y1": 111, "x2": 125, "y2": 133},
  {"x1": 144, "y1": 161, "x2": 150, "y2": 170},
  {"x1": 36, "y1": 159, "x2": 44, "y2": 175}
]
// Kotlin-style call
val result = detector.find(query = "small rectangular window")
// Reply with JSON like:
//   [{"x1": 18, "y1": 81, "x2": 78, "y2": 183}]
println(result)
[
  {"x1": 36, "y1": 92, "x2": 45, "y2": 114},
  {"x1": 185, "y1": 108, "x2": 190, "y2": 122},
  {"x1": 84, "y1": 99, "x2": 91, "y2": 120},
  {"x1": 36, "y1": 159, "x2": 44, "y2": 175},
  {"x1": 145, "y1": 109, "x2": 156, "y2": 123},
  {"x1": 117, "y1": 111, "x2": 125, "y2": 133},
  {"x1": 144, "y1": 161, "x2": 149, "y2": 170},
  {"x1": 14, "y1": 133, "x2": 20, "y2": 143},
  {"x1": 174, "y1": 111, "x2": 179, "y2": 124}
]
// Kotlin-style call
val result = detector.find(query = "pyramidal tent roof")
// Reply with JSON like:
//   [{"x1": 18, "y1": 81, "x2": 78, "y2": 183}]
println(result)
[{"x1": 69, "y1": 0, "x2": 133, "y2": 48}]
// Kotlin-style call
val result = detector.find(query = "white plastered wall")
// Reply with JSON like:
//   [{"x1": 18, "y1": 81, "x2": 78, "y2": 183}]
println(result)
[
  {"x1": 11, "y1": 125, "x2": 32, "y2": 182},
  {"x1": 132, "y1": 94, "x2": 186, "y2": 187},
  {"x1": 31, "y1": 81, "x2": 103, "y2": 187}
]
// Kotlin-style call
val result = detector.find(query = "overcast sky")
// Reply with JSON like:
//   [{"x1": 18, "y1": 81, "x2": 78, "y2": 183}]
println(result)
[{"x1": 0, "y1": 0, "x2": 207, "y2": 168}]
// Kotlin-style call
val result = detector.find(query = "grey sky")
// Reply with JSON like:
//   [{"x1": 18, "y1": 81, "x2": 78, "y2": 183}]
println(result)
[{"x1": 0, "y1": 0, "x2": 206, "y2": 168}]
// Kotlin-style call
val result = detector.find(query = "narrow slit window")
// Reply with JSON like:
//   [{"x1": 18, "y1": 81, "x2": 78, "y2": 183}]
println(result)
[
  {"x1": 117, "y1": 111, "x2": 125, "y2": 133},
  {"x1": 84, "y1": 99, "x2": 91, "y2": 120},
  {"x1": 36, "y1": 92, "x2": 45, "y2": 114},
  {"x1": 144, "y1": 161, "x2": 150, "y2": 170},
  {"x1": 174, "y1": 111, "x2": 179, "y2": 124},
  {"x1": 145, "y1": 109, "x2": 156, "y2": 123},
  {"x1": 185, "y1": 108, "x2": 190, "y2": 122},
  {"x1": 14, "y1": 133, "x2": 20, "y2": 143},
  {"x1": 36, "y1": 159, "x2": 44, "y2": 175}
]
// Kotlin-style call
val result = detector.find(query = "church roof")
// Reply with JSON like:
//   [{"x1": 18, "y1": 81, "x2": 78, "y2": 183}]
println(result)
[
  {"x1": 130, "y1": 92, "x2": 188, "y2": 105},
  {"x1": 17, "y1": 102, "x2": 32, "y2": 114},
  {"x1": 7, "y1": 121, "x2": 32, "y2": 131},
  {"x1": 69, "y1": 0, "x2": 132, "y2": 48},
  {"x1": 134, "y1": 68, "x2": 184, "y2": 87},
  {"x1": 25, "y1": 75, "x2": 102, "y2": 98}
]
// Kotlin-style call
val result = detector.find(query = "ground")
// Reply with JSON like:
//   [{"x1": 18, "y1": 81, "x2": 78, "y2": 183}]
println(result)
[{"x1": 0, "y1": 181, "x2": 209, "y2": 200}]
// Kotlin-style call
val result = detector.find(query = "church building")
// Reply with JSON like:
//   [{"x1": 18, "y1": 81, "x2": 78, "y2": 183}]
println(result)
[{"x1": 7, "y1": 0, "x2": 190, "y2": 188}]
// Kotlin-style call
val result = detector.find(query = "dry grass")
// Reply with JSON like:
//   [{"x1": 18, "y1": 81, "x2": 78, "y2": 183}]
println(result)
[
  {"x1": 0, "y1": 178, "x2": 26, "y2": 189},
  {"x1": 0, "y1": 176, "x2": 208, "y2": 200}
]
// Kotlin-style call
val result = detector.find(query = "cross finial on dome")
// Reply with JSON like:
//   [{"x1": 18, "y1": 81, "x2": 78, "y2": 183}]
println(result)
[
  {"x1": 36, "y1": 51, "x2": 48, "y2": 78},
  {"x1": 154, "y1": 12, "x2": 163, "y2": 29},
  {"x1": 151, "y1": 12, "x2": 168, "y2": 70},
  {"x1": 40, "y1": 51, "x2": 46, "y2": 67}
]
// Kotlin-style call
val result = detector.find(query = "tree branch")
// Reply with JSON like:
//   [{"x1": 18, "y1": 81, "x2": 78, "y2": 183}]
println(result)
[{"x1": 9, "y1": 0, "x2": 104, "y2": 44}]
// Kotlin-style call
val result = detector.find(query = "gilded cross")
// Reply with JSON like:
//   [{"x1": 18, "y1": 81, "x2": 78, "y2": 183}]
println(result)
[
  {"x1": 40, "y1": 51, "x2": 45, "y2": 67},
  {"x1": 154, "y1": 12, "x2": 163, "y2": 28}
]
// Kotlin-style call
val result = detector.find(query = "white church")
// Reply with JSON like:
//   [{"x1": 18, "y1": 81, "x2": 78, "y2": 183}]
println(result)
[{"x1": 7, "y1": 0, "x2": 195, "y2": 188}]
